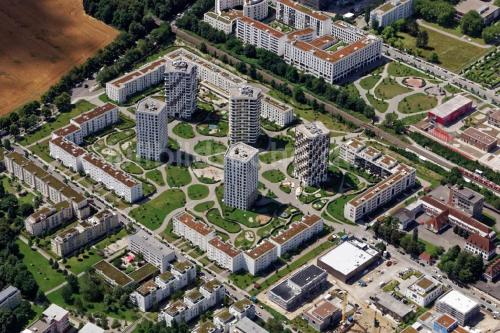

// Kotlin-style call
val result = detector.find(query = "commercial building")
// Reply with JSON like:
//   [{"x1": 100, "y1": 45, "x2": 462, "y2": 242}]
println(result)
[
  {"x1": 229, "y1": 86, "x2": 262, "y2": 145},
  {"x1": 130, "y1": 261, "x2": 196, "y2": 312},
  {"x1": 207, "y1": 237, "x2": 245, "y2": 272},
  {"x1": 373, "y1": 293, "x2": 413, "y2": 322},
  {"x1": 233, "y1": 317, "x2": 269, "y2": 333},
  {"x1": 23, "y1": 304, "x2": 70, "y2": 333},
  {"x1": 4, "y1": 152, "x2": 90, "y2": 218},
  {"x1": 293, "y1": 121, "x2": 329, "y2": 186},
  {"x1": 370, "y1": 0, "x2": 414, "y2": 28},
  {"x1": 51, "y1": 210, "x2": 120, "y2": 257},
  {"x1": 340, "y1": 139, "x2": 399, "y2": 178},
  {"x1": 460, "y1": 127, "x2": 497, "y2": 152},
  {"x1": 269, "y1": 214, "x2": 324, "y2": 257},
  {"x1": 487, "y1": 109, "x2": 500, "y2": 128},
  {"x1": 136, "y1": 97, "x2": 169, "y2": 161},
  {"x1": 450, "y1": 185, "x2": 484, "y2": 218},
  {"x1": 276, "y1": 0, "x2": 332, "y2": 36},
  {"x1": 427, "y1": 95, "x2": 473, "y2": 126},
  {"x1": 344, "y1": 164, "x2": 416, "y2": 222},
  {"x1": 236, "y1": 16, "x2": 287, "y2": 56},
  {"x1": 455, "y1": 0, "x2": 500, "y2": 25},
  {"x1": 302, "y1": 300, "x2": 342, "y2": 332},
  {"x1": 204, "y1": 10, "x2": 242, "y2": 34},
  {"x1": 404, "y1": 276, "x2": 444, "y2": 307},
  {"x1": 261, "y1": 94, "x2": 294, "y2": 127},
  {"x1": 465, "y1": 232, "x2": 496, "y2": 260},
  {"x1": 25, "y1": 201, "x2": 74, "y2": 237},
  {"x1": 128, "y1": 229, "x2": 176, "y2": 273},
  {"x1": 0, "y1": 286, "x2": 21, "y2": 310},
  {"x1": 173, "y1": 211, "x2": 215, "y2": 251},
  {"x1": 82, "y1": 153, "x2": 143, "y2": 203},
  {"x1": 164, "y1": 60, "x2": 198, "y2": 120},
  {"x1": 160, "y1": 279, "x2": 225, "y2": 326},
  {"x1": 244, "y1": 240, "x2": 278, "y2": 275},
  {"x1": 105, "y1": 59, "x2": 166, "y2": 103},
  {"x1": 435, "y1": 290, "x2": 480, "y2": 326},
  {"x1": 433, "y1": 313, "x2": 459, "y2": 333},
  {"x1": 317, "y1": 238, "x2": 381, "y2": 283},
  {"x1": 223, "y1": 142, "x2": 259, "y2": 210},
  {"x1": 268, "y1": 264, "x2": 327, "y2": 311}
]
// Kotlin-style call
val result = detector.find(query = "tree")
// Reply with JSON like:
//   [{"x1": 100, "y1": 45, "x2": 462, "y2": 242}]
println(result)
[
  {"x1": 364, "y1": 8, "x2": 371, "y2": 24},
  {"x1": 9, "y1": 124, "x2": 19, "y2": 136},
  {"x1": 66, "y1": 274, "x2": 79, "y2": 293},
  {"x1": 461, "y1": 11, "x2": 483, "y2": 37},
  {"x1": 54, "y1": 92, "x2": 72, "y2": 113},
  {"x1": 199, "y1": 43, "x2": 207, "y2": 53},
  {"x1": 2, "y1": 139, "x2": 11, "y2": 151},
  {"x1": 61, "y1": 285, "x2": 74, "y2": 304},
  {"x1": 416, "y1": 30, "x2": 429, "y2": 48},
  {"x1": 482, "y1": 24, "x2": 500, "y2": 43},
  {"x1": 429, "y1": 52, "x2": 439, "y2": 63},
  {"x1": 293, "y1": 87, "x2": 306, "y2": 104}
]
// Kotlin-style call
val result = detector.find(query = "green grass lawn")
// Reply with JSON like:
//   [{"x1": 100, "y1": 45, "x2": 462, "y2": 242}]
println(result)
[
  {"x1": 229, "y1": 272, "x2": 259, "y2": 290},
  {"x1": 374, "y1": 78, "x2": 412, "y2": 100},
  {"x1": 166, "y1": 165, "x2": 192, "y2": 187},
  {"x1": 259, "y1": 135, "x2": 294, "y2": 164},
  {"x1": 121, "y1": 161, "x2": 143, "y2": 175},
  {"x1": 94, "y1": 229, "x2": 128, "y2": 251},
  {"x1": 360, "y1": 75, "x2": 381, "y2": 90},
  {"x1": 325, "y1": 194, "x2": 357, "y2": 224},
  {"x1": 187, "y1": 184, "x2": 209, "y2": 200},
  {"x1": 387, "y1": 62, "x2": 432, "y2": 78},
  {"x1": 145, "y1": 170, "x2": 165, "y2": 186},
  {"x1": 402, "y1": 113, "x2": 427, "y2": 125},
  {"x1": 367, "y1": 94, "x2": 389, "y2": 113},
  {"x1": 443, "y1": 84, "x2": 461, "y2": 94},
  {"x1": 19, "y1": 100, "x2": 96, "y2": 146},
  {"x1": 206, "y1": 208, "x2": 241, "y2": 233},
  {"x1": 397, "y1": 27, "x2": 491, "y2": 73},
  {"x1": 65, "y1": 250, "x2": 103, "y2": 275},
  {"x1": 140, "y1": 179, "x2": 156, "y2": 197},
  {"x1": 234, "y1": 230, "x2": 255, "y2": 250},
  {"x1": 194, "y1": 140, "x2": 227, "y2": 156},
  {"x1": 106, "y1": 129, "x2": 135, "y2": 146},
  {"x1": 262, "y1": 169, "x2": 286, "y2": 183},
  {"x1": 17, "y1": 239, "x2": 65, "y2": 292},
  {"x1": 398, "y1": 93, "x2": 438, "y2": 114},
  {"x1": 168, "y1": 137, "x2": 180, "y2": 151},
  {"x1": 130, "y1": 189, "x2": 186, "y2": 230},
  {"x1": 194, "y1": 201, "x2": 215, "y2": 212},
  {"x1": 208, "y1": 154, "x2": 224, "y2": 165},
  {"x1": 172, "y1": 122, "x2": 195, "y2": 139},
  {"x1": 28, "y1": 139, "x2": 54, "y2": 163}
]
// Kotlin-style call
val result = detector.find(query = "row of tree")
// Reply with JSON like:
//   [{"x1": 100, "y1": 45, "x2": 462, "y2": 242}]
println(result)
[{"x1": 437, "y1": 246, "x2": 484, "y2": 284}]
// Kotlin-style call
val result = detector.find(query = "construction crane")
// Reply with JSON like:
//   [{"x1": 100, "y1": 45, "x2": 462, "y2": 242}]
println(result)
[{"x1": 341, "y1": 292, "x2": 348, "y2": 322}]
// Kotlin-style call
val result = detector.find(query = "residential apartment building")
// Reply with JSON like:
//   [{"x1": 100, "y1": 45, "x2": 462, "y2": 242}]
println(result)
[
  {"x1": 276, "y1": 0, "x2": 332, "y2": 36},
  {"x1": 229, "y1": 299, "x2": 256, "y2": 320},
  {"x1": 4, "y1": 152, "x2": 90, "y2": 219},
  {"x1": 435, "y1": 290, "x2": 480, "y2": 326},
  {"x1": 331, "y1": 21, "x2": 367, "y2": 44},
  {"x1": 340, "y1": 139, "x2": 399, "y2": 177},
  {"x1": 460, "y1": 127, "x2": 497, "y2": 152},
  {"x1": 487, "y1": 109, "x2": 500, "y2": 128},
  {"x1": 229, "y1": 86, "x2": 262, "y2": 145},
  {"x1": 224, "y1": 143, "x2": 259, "y2": 210},
  {"x1": 404, "y1": 276, "x2": 444, "y2": 307},
  {"x1": 236, "y1": 16, "x2": 287, "y2": 56},
  {"x1": 370, "y1": 0, "x2": 414, "y2": 28},
  {"x1": 23, "y1": 304, "x2": 70, "y2": 333},
  {"x1": 297, "y1": 0, "x2": 328, "y2": 10},
  {"x1": 270, "y1": 214, "x2": 323, "y2": 257},
  {"x1": 284, "y1": 35, "x2": 382, "y2": 84},
  {"x1": 214, "y1": 308, "x2": 236, "y2": 332},
  {"x1": 244, "y1": 240, "x2": 278, "y2": 275},
  {"x1": 261, "y1": 94, "x2": 294, "y2": 127},
  {"x1": 130, "y1": 261, "x2": 196, "y2": 311},
  {"x1": 164, "y1": 60, "x2": 198, "y2": 120},
  {"x1": 106, "y1": 59, "x2": 166, "y2": 103},
  {"x1": 173, "y1": 211, "x2": 215, "y2": 251},
  {"x1": 0, "y1": 286, "x2": 21, "y2": 310},
  {"x1": 160, "y1": 279, "x2": 225, "y2": 326},
  {"x1": 450, "y1": 185, "x2": 484, "y2": 218},
  {"x1": 216, "y1": 0, "x2": 268, "y2": 20},
  {"x1": 128, "y1": 229, "x2": 176, "y2": 273},
  {"x1": 293, "y1": 121, "x2": 329, "y2": 187},
  {"x1": 136, "y1": 97, "x2": 169, "y2": 161},
  {"x1": 82, "y1": 153, "x2": 143, "y2": 203},
  {"x1": 51, "y1": 210, "x2": 120, "y2": 257},
  {"x1": 465, "y1": 233, "x2": 496, "y2": 260},
  {"x1": 25, "y1": 201, "x2": 74, "y2": 236},
  {"x1": 71, "y1": 103, "x2": 119, "y2": 138},
  {"x1": 204, "y1": 10, "x2": 242, "y2": 34},
  {"x1": 207, "y1": 237, "x2": 245, "y2": 272},
  {"x1": 344, "y1": 164, "x2": 416, "y2": 222},
  {"x1": 268, "y1": 264, "x2": 327, "y2": 310}
]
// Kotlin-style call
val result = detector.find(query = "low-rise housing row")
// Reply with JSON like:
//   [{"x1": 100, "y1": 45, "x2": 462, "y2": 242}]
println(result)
[
  {"x1": 370, "y1": 0, "x2": 414, "y2": 28},
  {"x1": 204, "y1": 10, "x2": 242, "y2": 34},
  {"x1": 173, "y1": 211, "x2": 215, "y2": 251},
  {"x1": 25, "y1": 201, "x2": 74, "y2": 237},
  {"x1": 243, "y1": 240, "x2": 278, "y2": 275},
  {"x1": 261, "y1": 94, "x2": 294, "y2": 127},
  {"x1": 344, "y1": 164, "x2": 416, "y2": 222},
  {"x1": 51, "y1": 210, "x2": 119, "y2": 257},
  {"x1": 276, "y1": 0, "x2": 332, "y2": 36},
  {"x1": 340, "y1": 139, "x2": 399, "y2": 177},
  {"x1": 128, "y1": 229, "x2": 176, "y2": 273},
  {"x1": 159, "y1": 279, "x2": 225, "y2": 326},
  {"x1": 236, "y1": 16, "x2": 287, "y2": 55},
  {"x1": 270, "y1": 214, "x2": 323, "y2": 257},
  {"x1": 130, "y1": 261, "x2": 196, "y2": 311}
]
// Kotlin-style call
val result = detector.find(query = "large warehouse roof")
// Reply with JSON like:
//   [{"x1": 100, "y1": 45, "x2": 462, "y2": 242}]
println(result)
[
  {"x1": 438, "y1": 290, "x2": 478, "y2": 314},
  {"x1": 319, "y1": 240, "x2": 378, "y2": 275}
]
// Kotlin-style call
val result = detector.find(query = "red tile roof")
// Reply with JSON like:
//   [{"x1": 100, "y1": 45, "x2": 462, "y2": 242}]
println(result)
[
  {"x1": 72, "y1": 103, "x2": 117, "y2": 125},
  {"x1": 177, "y1": 212, "x2": 213, "y2": 236},
  {"x1": 277, "y1": 0, "x2": 329, "y2": 21},
  {"x1": 245, "y1": 240, "x2": 275, "y2": 259},
  {"x1": 238, "y1": 16, "x2": 285, "y2": 38},
  {"x1": 50, "y1": 137, "x2": 86, "y2": 157},
  {"x1": 208, "y1": 237, "x2": 241, "y2": 258},
  {"x1": 466, "y1": 233, "x2": 495, "y2": 253}
]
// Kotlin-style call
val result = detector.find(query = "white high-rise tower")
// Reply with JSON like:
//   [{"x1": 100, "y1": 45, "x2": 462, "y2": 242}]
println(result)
[
  {"x1": 164, "y1": 60, "x2": 198, "y2": 120},
  {"x1": 136, "y1": 97, "x2": 168, "y2": 161},
  {"x1": 229, "y1": 85, "x2": 261, "y2": 146}
]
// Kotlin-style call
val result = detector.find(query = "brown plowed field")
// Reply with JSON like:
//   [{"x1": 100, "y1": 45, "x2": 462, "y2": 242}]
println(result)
[{"x1": 0, "y1": 0, "x2": 118, "y2": 115}]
